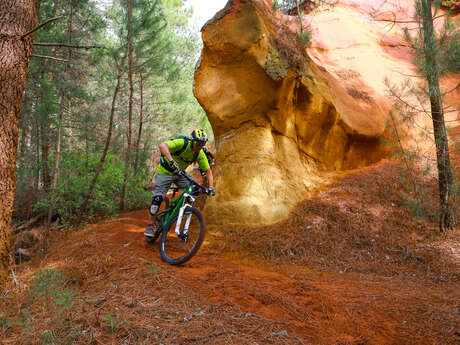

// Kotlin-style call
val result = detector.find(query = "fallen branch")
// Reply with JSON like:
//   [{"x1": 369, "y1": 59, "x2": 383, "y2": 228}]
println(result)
[
  {"x1": 294, "y1": 336, "x2": 306, "y2": 345},
  {"x1": 11, "y1": 213, "x2": 44, "y2": 234},
  {"x1": 16, "y1": 248, "x2": 33, "y2": 259}
]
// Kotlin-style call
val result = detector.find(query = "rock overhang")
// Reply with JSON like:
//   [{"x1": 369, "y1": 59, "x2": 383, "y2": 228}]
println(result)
[{"x1": 193, "y1": 0, "x2": 453, "y2": 226}]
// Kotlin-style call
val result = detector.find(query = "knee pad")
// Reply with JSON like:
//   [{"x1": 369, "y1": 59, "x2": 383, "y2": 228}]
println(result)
[{"x1": 149, "y1": 195, "x2": 163, "y2": 216}]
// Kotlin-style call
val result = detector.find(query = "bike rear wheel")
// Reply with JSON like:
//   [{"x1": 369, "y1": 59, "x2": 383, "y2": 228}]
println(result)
[{"x1": 159, "y1": 207, "x2": 205, "y2": 265}]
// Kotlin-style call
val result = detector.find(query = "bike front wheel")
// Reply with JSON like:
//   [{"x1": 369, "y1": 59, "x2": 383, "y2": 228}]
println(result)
[{"x1": 159, "y1": 207, "x2": 206, "y2": 265}]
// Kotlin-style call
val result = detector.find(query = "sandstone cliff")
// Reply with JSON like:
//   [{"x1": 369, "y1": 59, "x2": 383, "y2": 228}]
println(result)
[{"x1": 194, "y1": 0, "x2": 458, "y2": 226}]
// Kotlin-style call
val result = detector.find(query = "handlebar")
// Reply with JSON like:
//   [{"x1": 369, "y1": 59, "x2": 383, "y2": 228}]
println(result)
[
  {"x1": 177, "y1": 171, "x2": 212, "y2": 195},
  {"x1": 192, "y1": 162, "x2": 215, "y2": 171}
]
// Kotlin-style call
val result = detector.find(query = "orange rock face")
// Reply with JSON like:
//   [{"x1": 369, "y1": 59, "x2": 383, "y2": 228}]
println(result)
[{"x1": 194, "y1": 0, "x2": 458, "y2": 226}]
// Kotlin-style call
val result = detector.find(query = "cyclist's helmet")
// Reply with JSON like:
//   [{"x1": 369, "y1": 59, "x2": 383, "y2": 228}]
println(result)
[{"x1": 191, "y1": 129, "x2": 208, "y2": 143}]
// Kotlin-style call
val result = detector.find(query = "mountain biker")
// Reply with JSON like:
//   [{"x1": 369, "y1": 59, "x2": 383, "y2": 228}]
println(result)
[{"x1": 145, "y1": 129, "x2": 216, "y2": 238}]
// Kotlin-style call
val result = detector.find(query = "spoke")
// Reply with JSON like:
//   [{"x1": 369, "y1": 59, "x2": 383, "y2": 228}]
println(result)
[{"x1": 161, "y1": 208, "x2": 203, "y2": 263}]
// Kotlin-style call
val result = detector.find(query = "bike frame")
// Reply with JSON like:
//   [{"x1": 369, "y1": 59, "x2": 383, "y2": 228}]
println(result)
[{"x1": 156, "y1": 174, "x2": 201, "y2": 230}]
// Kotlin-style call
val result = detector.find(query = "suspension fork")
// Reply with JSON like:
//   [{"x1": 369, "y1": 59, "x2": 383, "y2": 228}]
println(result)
[{"x1": 174, "y1": 193, "x2": 195, "y2": 235}]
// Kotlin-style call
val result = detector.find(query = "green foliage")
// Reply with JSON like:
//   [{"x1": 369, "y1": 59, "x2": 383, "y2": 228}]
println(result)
[
  {"x1": 271, "y1": 1, "x2": 314, "y2": 47},
  {"x1": 32, "y1": 153, "x2": 150, "y2": 225},
  {"x1": 383, "y1": 95, "x2": 460, "y2": 223},
  {"x1": 17, "y1": 308, "x2": 33, "y2": 340},
  {"x1": 272, "y1": 0, "x2": 298, "y2": 13},
  {"x1": 30, "y1": 269, "x2": 76, "y2": 312},
  {"x1": 103, "y1": 314, "x2": 119, "y2": 333},
  {"x1": 41, "y1": 329, "x2": 58, "y2": 344},
  {"x1": 272, "y1": 0, "x2": 332, "y2": 14},
  {"x1": 441, "y1": 0, "x2": 460, "y2": 11},
  {"x1": 265, "y1": 46, "x2": 290, "y2": 80},
  {"x1": 397, "y1": 170, "x2": 437, "y2": 221},
  {"x1": 300, "y1": 30, "x2": 312, "y2": 46},
  {"x1": 30, "y1": 269, "x2": 66, "y2": 300},
  {"x1": 27, "y1": 269, "x2": 81, "y2": 344},
  {"x1": 399, "y1": 0, "x2": 459, "y2": 230},
  {"x1": 404, "y1": 1, "x2": 460, "y2": 77},
  {"x1": 146, "y1": 263, "x2": 160, "y2": 275},
  {"x1": 17, "y1": 309, "x2": 31, "y2": 327},
  {"x1": 1, "y1": 314, "x2": 9, "y2": 330},
  {"x1": 15, "y1": 0, "x2": 212, "y2": 227},
  {"x1": 437, "y1": 17, "x2": 460, "y2": 74}
]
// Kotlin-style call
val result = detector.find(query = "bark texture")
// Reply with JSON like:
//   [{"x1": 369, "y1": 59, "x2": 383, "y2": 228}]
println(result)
[
  {"x1": 421, "y1": 0, "x2": 455, "y2": 231},
  {"x1": 0, "y1": 0, "x2": 41, "y2": 284}
]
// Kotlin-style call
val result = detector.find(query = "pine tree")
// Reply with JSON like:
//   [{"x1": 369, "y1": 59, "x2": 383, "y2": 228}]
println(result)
[
  {"x1": 386, "y1": 0, "x2": 458, "y2": 231},
  {"x1": 110, "y1": 0, "x2": 177, "y2": 210},
  {"x1": 419, "y1": 0, "x2": 457, "y2": 230},
  {"x1": 0, "y1": 0, "x2": 41, "y2": 284}
]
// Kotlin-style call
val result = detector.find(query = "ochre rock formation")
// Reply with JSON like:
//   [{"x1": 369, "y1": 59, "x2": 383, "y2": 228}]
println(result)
[{"x1": 193, "y1": 0, "x2": 458, "y2": 226}]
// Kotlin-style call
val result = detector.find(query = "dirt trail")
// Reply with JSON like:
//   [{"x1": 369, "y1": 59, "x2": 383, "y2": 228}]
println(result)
[
  {"x1": 11, "y1": 208, "x2": 450, "y2": 345},
  {"x1": 2, "y1": 172, "x2": 459, "y2": 345}
]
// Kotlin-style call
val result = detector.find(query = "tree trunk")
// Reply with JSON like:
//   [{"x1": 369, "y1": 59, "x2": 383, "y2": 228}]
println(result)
[
  {"x1": 40, "y1": 113, "x2": 51, "y2": 192},
  {"x1": 34, "y1": 112, "x2": 40, "y2": 190},
  {"x1": 120, "y1": 0, "x2": 134, "y2": 211},
  {"x1": 0, "y1": 0, "x2": 41, "y2": 285},
  {"x1": 134, "y1": 74, "x2": 144, "y2": 172},
  {"x1": 85, "y1": 121, "x2": 89, "y2": 171},
  {"x1": 18, "y1": 95, "x2": 29, "y2": 181},
  {"x1": 296, "y1": 0, "x2": 303, "y2": 37},
  {"x1": 79, "y1": 65, "x2": 122, "y2": 221},
  {"x1": 45, "y1": 97, "x2": 63, "y2": 246},
  {"x1": 421, "y1": 0, "x2": 455, "y2": 231},
  {"x1": 45, "y1": 3, "x2": 73, "y2": 249},
  {"x1": 66, "y1": 0, "x2": 73, "y2": 151}
]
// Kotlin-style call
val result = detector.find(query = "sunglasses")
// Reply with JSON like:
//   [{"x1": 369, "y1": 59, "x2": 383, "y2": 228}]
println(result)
[{"x1": 193, "y1": 140, "x2": 206, "y2": 147}]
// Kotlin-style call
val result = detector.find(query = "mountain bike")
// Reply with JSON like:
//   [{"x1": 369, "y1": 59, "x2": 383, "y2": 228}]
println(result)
[{"x1": 145, "y1": 171, "x2": 212, "y2": 265}]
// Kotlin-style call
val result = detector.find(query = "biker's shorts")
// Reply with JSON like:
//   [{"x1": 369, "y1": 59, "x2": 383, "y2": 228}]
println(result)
[{"x1": 152, "y1": 173, "x2": 191, "y2": 199}]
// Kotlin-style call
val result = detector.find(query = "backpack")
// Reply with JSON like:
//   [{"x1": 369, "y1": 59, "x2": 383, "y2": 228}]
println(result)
[{"x1": 159, "y1": 136, "x2": 199, "y2": 172}]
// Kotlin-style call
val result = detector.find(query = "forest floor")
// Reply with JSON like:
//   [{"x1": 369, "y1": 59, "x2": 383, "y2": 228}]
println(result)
[{"x1": 1, "y1": 161, "x2": 460, "y2": 344}]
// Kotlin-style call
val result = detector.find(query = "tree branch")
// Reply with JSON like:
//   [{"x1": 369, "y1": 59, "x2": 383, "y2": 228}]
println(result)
[
  {"x1": 374, "y1": 14, "x2": 447, "y2": 24},
  {"x1": 21, "y1": 16, "x2": 64, "y2": 39},
  {"x1": 31, "y1": 54, "x2": 69, "y2": 63},
  {"x1": 33, "y1": 42, "x2": 101, "y2": 49},
  {"x1": 376, "y1": 18, "x2": 419, "y2": 24},
  {"x1": 442, "y1": 83, "x2": 460, "y2": 96},
  {"x1": 394, "y1": 70, "x2": 425, "y2": 78},
  {"x1": 390, "y1": 110, "x2": 419, "y2": 193},
  {"x1": 387, "y1": 86, "x2": 430, "y2": 115}
]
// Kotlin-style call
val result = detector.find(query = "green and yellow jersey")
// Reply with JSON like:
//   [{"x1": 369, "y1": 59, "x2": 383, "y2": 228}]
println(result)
[{"x1": 157, "y1": 138, "x2": 210, "y2": 176}]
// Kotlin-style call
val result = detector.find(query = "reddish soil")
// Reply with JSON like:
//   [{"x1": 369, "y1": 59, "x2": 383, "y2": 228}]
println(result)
[{"x1": 1, "y1": 160, "x2": 459, "y2": 345}]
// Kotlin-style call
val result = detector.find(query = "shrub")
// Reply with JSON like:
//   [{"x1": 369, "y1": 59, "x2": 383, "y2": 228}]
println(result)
[{"x1": 32, "y1": 152, "x2": 151, "y2": 225}]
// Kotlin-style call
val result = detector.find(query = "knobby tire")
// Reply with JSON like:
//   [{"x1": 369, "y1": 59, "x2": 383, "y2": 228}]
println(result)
[{"x1": 159, "y1": 207, "x2": 206, "y2": 265}]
